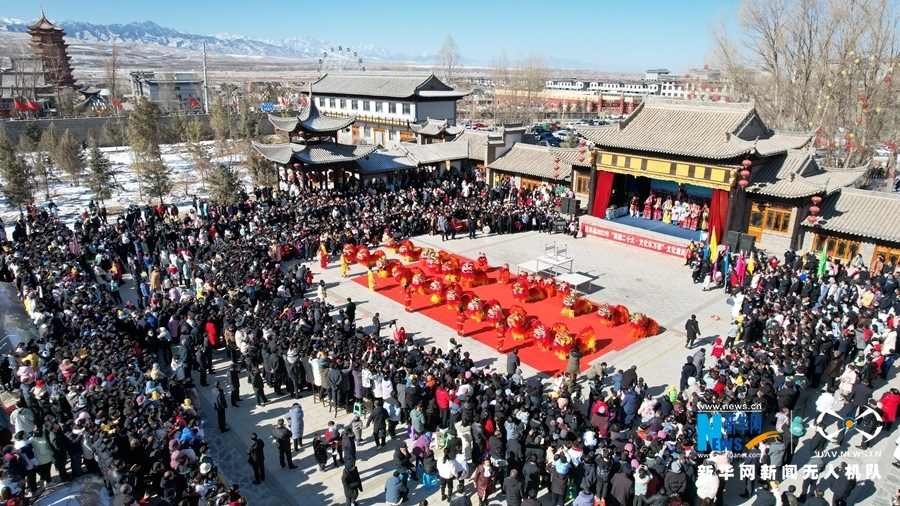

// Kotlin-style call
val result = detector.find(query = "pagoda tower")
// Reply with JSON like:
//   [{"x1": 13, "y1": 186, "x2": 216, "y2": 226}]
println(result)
[{"x1": 27, "y1": 9, "x2": 76, "y2": 88}]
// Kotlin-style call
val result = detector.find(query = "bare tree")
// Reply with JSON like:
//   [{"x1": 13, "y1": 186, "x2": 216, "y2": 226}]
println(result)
[
  {"x1": 710, "y1": 0, "x2": 900, "y2": 167},
  {"x1": 103, "y1": 32, "x2": 121, "y2": 100},
  {"x1": 435, "y1": 35, "x2": 461, "y2": 86},
  {"x1": 490, "y1": 49, "x2": 512, "y2": 124}
]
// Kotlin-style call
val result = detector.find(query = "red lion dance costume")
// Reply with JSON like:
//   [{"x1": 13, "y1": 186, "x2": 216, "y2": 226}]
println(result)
[
  {"x1": 596, "y1": 303, "x2": 630, "y2": 327},
  {"x1": 484, "y1": 300, "x2": 504, "y2": 326},
  {"x1": 381, "y1": 259, "x2": 402, "y2": 279},
  {"x1": 507, "y1": 306, "x2": 528, "y2": 341},
  {"x1": 459, "y1": 262, "x2": 489, "y2": 288},
  {"x1": 442, "y1": 258, "x2": 461, "y2": 283},
  {"x1": 445, "y1": 283, "x2": 463, "y2": 311},
  {"x1": 542, "y1": 277, "x2": 557, "y2": 298},
  {"x1": 429, "y1": 279, "x2": 446, "y2": 304},
  {"x1": 497, "y1": 264, "x2": 511, "y2": 285},
  {"x1": 464, "y1": 295, "x2": 487, "y2": 323},
  {"x1": 384, "y1": 234, "x2": 400, "y2": 254},
  {"x1": 409, "y1": 267, "x2": 429, "y2": 295},
  {"x1": 342, "y1": 244, "x2": 357, "y2": 264},
  {"x1": 557, "y1": 281, "x2": 571, "y2": 299},
  {"x1": 476, "y1": 253, "x2": 489, "y2": 272},
  {"x1": 551, "y1": 323, "x2": 575, "y2": 360},
  {"x1": 531, "y1": 321, "x2": 552, "y2": 351},
  {"x1": 398, "y1": 240, "x2": 422, "y2": 262},
  {"x1": 578, "y1": 326, "x2": 597, "y2": 354},
  {"x1": 393, "y1": 266, "x2": 412, "y2": 290},
  {"x1": 628, "y1": 312, "x2": 660, "y2": 339},
  {"x1": 561, "y1": 294, "x2": 594, "y2": 318}
]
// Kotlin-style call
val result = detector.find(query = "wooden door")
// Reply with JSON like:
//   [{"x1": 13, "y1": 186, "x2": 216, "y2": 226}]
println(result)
[{"x1": 747, "y1": 202, "x2": 765, "y2": 242}]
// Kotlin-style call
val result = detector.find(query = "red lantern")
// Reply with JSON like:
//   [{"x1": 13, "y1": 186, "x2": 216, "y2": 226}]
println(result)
[
  {"x1": 578, "y1": 147, "x2": 586, "y2": 154},
  {"x1": 811, "y1": 195, "x2": 822, "y2": 204},
  {"x1": 738, "y1": 179, "x2": 749, "y2": 188},
  {"x1": 577, "y1": 156, "x2": 585, "y2": 163},
  {"x1": 885, "y1": 75, "x2": 893, "y2": 83},
  {"x1": 553, "y1": 172, "x2": 560, "y2": 179},
  {"x1": 553, "y1": 164, "x2": 560, "y2": 171},
  {"x1": 858, "y1": 94, "x2": 866, "y2": 102},
  {"x1": 553, "y1": 157, "x2": 560, "y2": 163},
  {"x1": 704, "y1": 64, "x2": 709, "y2": 70},
  {"x1": 856, "y1": 117, "x2": 863, "y2": 124},
  {"x1": 809, "y1": 205, "x2": 820, "y2": 215},
  {"x1": 740, "y1": 169, "x2": 751, "y2": 179},
  {"x1": 685, "y1": 73, "x2": 691, "y2": 78},
  {"x1": 816, "y1": 127, "x2": 823, "y2": 135},
  {"x1": 844, "y1": 134, "x2": 851, "y2": 140},
  {"x1": 806, "y1": 215, "x2": 818, "y2": 224},
  {"x1": 579, "y1": 139, "x2": 586, "y2": 146},
  {"x1": 701, "y1": 82, "x2": 709, "y2": 90},
  {"x1": 741, "y1": 159, "x2": 752, "y2": 168}
]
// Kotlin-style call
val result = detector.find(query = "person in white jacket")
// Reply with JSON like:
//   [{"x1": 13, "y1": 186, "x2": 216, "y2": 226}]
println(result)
[{"x1": 695, "y1": 461, "x2": 721, "y2": 503}]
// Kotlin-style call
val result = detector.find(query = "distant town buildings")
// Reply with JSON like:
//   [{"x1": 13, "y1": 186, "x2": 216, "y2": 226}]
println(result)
[{"x1": 130, "y1": 71, "x2": 204, "y2": 110}]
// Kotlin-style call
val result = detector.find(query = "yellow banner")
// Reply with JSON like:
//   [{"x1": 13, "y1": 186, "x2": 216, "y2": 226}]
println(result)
[{"x1": 596, "y1": 152, "x2": 734, "y2": 191}]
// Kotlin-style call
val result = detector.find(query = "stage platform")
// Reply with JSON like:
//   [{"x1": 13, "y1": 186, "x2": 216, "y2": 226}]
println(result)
[
  {"x1": 609, "y1": 215, "x2": 702, "y2": 241},
  {"x1": 580, "y1": 215, "x2": 694, "y2": 258}
]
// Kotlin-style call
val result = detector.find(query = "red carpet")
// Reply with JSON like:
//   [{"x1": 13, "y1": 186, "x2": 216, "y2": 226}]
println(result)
[{"x1": 351, "y1": 253, "x2": 644, "y2": 376}]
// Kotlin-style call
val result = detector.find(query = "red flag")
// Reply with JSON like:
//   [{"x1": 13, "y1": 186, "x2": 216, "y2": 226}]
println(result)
[
  {"x1": 13, "y1": 100, "x2": 27, "y2": 111},
  {"x1": 189, "y1": 97, "x2": 199, "y2": 108},
  {"x1": 26, "y1": 100, "x2": 41, "y2": 112},
  {"x1": 111, "y1": 98, "x2": 122, "y2": 109}
]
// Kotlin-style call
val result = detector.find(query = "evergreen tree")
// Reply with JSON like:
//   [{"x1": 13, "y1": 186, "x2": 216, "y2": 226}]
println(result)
[
  {"x1": 17, "y1": 134, "x2": 52, "y2": 199},
  {"x1": 209, "y1": 101, "x2": 231, "y2": 156},
  {"x1": 128, "y1": 99, "x2": 169, "y2": 202},
  {"x1": 0, "y1": 128, "x2": 34, "y2": 210},
  {"x1": 87, "y1": 144, "x2": 114, "y2": 204},
  {"x1": 167, "y1": 109, "x2": 186, "y2": 144},
  {"x1": 55, "y1": 129, "x2": 86, "y2": 186},
  {"x1": 21, "y1": 122, "x2": 42, "y2": 144},
  {"x1": 103, "y1": 116, "x2": 127, "y2": 149},
  {"x1": 184, "y1": 116, "x2": 211, "y2": 191},
  {"x1": 207, "y1": 163, "x2": 242, "y2": 204},
  {"x1": 236, "y1": 102, "x2": 259, "y2": 140}
]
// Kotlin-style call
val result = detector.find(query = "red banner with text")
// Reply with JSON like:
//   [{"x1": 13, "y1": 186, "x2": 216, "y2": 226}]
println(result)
[{"x1": 581, "y1": 223, "x2": 688, "y2": 258}]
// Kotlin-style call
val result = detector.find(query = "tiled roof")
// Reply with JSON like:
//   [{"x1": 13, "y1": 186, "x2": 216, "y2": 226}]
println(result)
[
  {"x1": 267, "y1": 101, "x2": 355, "y2": 134},
  {"x1": 550, "y1": 147, "x2": 593, "y2": 168},
  {"x1": 451, "y1": 129, "x2": 507, "y2": 162},
  {"x1": 747, "y1": 150, "x2": 868, "y2": 198},
  {"x1": 576, "y1": 96, "x2": 811, "y2": 160},
  {"x1": 311, "y1": 73, "x2": 469, "y2": 100},
  {"x1": 487, "y1": 143, "x2": 578, "y2": 180},
  {"x1": 409, "y1": 119, "x2": 450, "y2": 136},
  {"x1": 803, "y1": 188, "x2": 900, "y2": 242},
  {"x1": 28, "y1": 11, "x2": 63, "y2": 32},
  {"x1": 251, "y1": 141, "x2": 376, "y2": 166},
  {"x1": 395, "y1": 142, "x2": 470, "y2": 165},
  {"x1": 354, "y1": 151, "x2": 416, "y2": 175}
]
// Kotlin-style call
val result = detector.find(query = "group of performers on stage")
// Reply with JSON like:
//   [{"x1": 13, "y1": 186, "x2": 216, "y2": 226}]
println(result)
[{"x1": 630, "y1": 193, "x2": 709, "y2": 231}]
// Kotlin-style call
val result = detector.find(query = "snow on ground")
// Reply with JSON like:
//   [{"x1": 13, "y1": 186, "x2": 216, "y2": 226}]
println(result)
[{"x1": 1, "y1": 140, "x2": 251, "y2": 228}]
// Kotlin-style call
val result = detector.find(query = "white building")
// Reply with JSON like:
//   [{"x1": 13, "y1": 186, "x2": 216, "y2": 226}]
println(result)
[{"x1": 311, "y1": 73, "x2": 469, "y2": 148}]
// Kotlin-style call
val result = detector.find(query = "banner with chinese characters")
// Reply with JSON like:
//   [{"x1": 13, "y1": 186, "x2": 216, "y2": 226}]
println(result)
[{"x1": 581, "y1": 223, "x2": 687, "y2": 258}]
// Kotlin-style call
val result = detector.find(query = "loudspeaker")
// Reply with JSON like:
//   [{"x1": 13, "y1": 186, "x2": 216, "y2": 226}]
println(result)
[
  {"x1": 560, "y1": 197, "x2": 578, "y2": 215},
  {"x1": 725, "y1": 230, "x2": 741, "y2": 252},
  {"x1": 739, "y1": 233, "x2": 756, "y2": 254}
]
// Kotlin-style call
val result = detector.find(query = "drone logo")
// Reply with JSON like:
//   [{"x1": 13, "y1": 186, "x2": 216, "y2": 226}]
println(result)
[{"x1": 815, "y1": 408, "x2": 883, "y2": 442}]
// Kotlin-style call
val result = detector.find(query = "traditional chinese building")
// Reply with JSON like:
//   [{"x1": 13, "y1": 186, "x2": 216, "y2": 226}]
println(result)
[
  {"x1": 487, "y1": 144, "x2": 593, "y2": 203},
  {"x1": 575, "y1": 96, "x2": 870, "y2": 255},
  {"x1": 28, "y1": 9, "x2": 76, "y2": 89}
]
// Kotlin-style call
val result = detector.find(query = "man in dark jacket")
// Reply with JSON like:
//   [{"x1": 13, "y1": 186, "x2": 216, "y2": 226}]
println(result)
[
  {"x1": 680, "y1": 357, "x2": 697, "y2": 392},
  {"x1": 507, "y1": 349, "x2": 521, "y2": 377},
  {"x1": 609, "y1": 464, "x2": 634, "y2": 506},
  {"x1": 752, "y1": 481, "x2": 777, "y2": 506},
  {"x1": 342, "y1": 427, "x2": 357, "y2": 469},
  {"x1": 213, "y1": 382, "x2": 229, "y2": 432},
  {"x1": 502, "y1": 469, "x2": 524, "y2": 505},
  {"x1": 271, "y1": 418, "x2": 295, "y2": 469},
  {"x1": 830, "y1": 462, "x2": 856, "y2": 506},
  {"x1": 663, "y1": 461, "x2": 687, "y2": 499},
  {"x1": 685, "y1": 315, "x2": 701, "y2": 348},
  {"x1": 366, "y1": 399, "x2": 388, "y2": 448},
  {"x1": 449, "y1": 483, "x2": 473, "y2": 506},
  {"x1": 620, "y1": 366, "x2": 638, "y2": 392},
  {"x1": 246, "y1": 433, "x2": 265, "y2": 484}
]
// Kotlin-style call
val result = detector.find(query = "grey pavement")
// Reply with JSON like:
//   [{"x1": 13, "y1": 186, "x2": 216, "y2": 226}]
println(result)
[{"x1": 187, "y1": 228, "x2": 894, "y2": 506}]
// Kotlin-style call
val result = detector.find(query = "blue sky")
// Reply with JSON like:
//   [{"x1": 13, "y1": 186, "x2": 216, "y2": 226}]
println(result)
[{"x1": 8, "y1": 0, "x2": 740, "y2": 71}]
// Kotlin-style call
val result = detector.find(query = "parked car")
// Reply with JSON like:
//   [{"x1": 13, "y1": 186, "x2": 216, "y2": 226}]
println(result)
[
  {"x1": 538, "y1": 138, "x2": 561, "y2": 147},
  {"x1": 472, "y1": 122, "x2": 488, "y2": 130},
  {"x1": 530, "y1": 124, "x2": 548, "y2": 134},
  {"x1": 554, "y1": 130, "x2": 571, "y2": 141}
]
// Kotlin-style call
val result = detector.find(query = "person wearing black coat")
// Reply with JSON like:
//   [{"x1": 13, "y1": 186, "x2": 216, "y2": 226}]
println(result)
[
  {"x1": 246, "y1": 433, "x2": 265, "y2": 484},
  {"x1": 213, "y1": 382, "x2": 229, "y2": 432},
  {"x1": 342, "y1": 427, "x2": 357, "y2": 469},
  {"x1": 366, "y1": 399, "x2": 388, "y2": 448},
  {"x1": 685, "y1": 315, "x2": 701, "y2": 348},
  {"x1": 680, "y1": 357, "x2": 697, "y2": 392},
  {"x1": 503, "y1": 469, "x2": 525, "y2": 506},
  {"x1": 313, "y1": 434, "x2": 329, "y2": 471},
  {"x1": 341, "y1": 464, "x2": 363, "y2": 506},
  {"x1": 830, "y1": 463, "x2": 857, "y2": 505}
]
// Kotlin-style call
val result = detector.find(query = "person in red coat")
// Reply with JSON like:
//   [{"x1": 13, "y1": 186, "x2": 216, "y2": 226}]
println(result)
[
  {"x1": 879, "y1": 388, "x2": 900, "y2": 431},
  {"x1": 495, "y1": 320, "x2": 506, "y2": 352},
  {"x1": 456, "y1": 306, "x2": 466, "y2": 337},
  {"x1": 206, "y1": 319, "x2": 220, "y2": 347},
  {"x1": 318, "y1": 243, "x2": 328, "y2": 269},
  {"x1": 472, "y1": 458, "x2": 498, "y2": 506},
  {"x1": 403, "y1": 288, "x2": 412, "y2": 313}
]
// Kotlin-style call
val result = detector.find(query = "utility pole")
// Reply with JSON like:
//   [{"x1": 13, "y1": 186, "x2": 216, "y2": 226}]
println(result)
[{"x1": 202, "y1": 42, "x2": 210, "y2": 114}]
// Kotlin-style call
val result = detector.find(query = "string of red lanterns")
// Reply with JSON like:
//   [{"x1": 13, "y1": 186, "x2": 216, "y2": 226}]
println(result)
[
  {"x1": 807, "y1": 195, "x2": 822, "y2": 224},
  {"x1": 737, "y1": 159, "x2": 752, "y2": 188}
]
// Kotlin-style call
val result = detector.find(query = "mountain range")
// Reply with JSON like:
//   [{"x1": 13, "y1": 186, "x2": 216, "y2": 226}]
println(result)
[{"x1": 0, "y1": 17, "x2": 597, "y2": 69}]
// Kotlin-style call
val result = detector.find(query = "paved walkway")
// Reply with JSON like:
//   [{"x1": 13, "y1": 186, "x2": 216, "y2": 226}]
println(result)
[{"x1": 190, "y1": 229, "x2": 896, "y2": 505}]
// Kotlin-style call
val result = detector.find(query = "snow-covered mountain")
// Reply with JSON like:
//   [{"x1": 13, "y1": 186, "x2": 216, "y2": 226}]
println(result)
[{"x1": 0, "y1": 17, "x2": 440, "y2": 63}]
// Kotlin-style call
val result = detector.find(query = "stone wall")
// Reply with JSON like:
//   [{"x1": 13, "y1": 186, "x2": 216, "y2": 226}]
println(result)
[{"x1": 0, "y1": 112, "x2": 274, "y2": 147}]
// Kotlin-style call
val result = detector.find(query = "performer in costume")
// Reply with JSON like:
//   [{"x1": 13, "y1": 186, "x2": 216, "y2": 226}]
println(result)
[
  {"x1": 662, "y1": 197, "x2": 673, "y2": 224},
  {"x1": 643, "y1": 194, "x2": 654, "y2": 219},
  {"x1": 404, "y1": 287, "x2": 412, "y2": 313},
  {"x1": 318, "y1": 242, "x2": 328, "y2": 269},
  {"x1": 670, "y1": 199, "x2": 680, "y2": 225},
  {"x1": 690, "y1": 203, "x2": 700, "y2": 230},
  {"x1": 340, "y1": 254, "x2": 348, "y2": 278},
  {"x1": 701, "y1": 204, "x2": 710, "y2": 231},
  {"x1": 476, "y1": 252, "x2": 488, "y2": 272},
  {"x1": 630, "y1": 196, "x2": 640, "y2": 217},
  {"x1": 653, "y1": 197, "x2": 663, "y2": 221},
  {"x1": 497, "y1": 263, "x2": 511, "y2": 285},
  {"x1": 368, "y1": 268, "x2": 376, "y2": 291},
  {"x1": 681, "y1": 201, "x2": 691, "y2": 228},
  {"x1": 456, "y1": 305, "x2": 466, "y2": 336},
  {"x1": 495, "y1": 320, "x2": 506, "y2": 352}
]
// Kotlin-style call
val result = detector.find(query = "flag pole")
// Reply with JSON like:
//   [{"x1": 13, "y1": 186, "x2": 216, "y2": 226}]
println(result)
[{"x1": 202, "y1": 42, "x2": 210, "y2": 114}]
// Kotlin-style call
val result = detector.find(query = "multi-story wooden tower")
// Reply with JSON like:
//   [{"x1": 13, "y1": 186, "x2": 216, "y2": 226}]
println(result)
[{"x1": 27, "y1": 9, "x2": 76, "y2": 89}]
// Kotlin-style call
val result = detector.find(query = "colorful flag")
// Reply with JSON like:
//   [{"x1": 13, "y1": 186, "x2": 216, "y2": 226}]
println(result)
[
  {"x1": 26, "y1": 100, "x2": 41, "y2": 112},
  {"x1": 747, "y1": 255, "x2": 755, "y2": 274},
  {"x1": 189, "y1": 97, "x2": 200, "y2": 108},
  {"x1": 817, "y1": 246, "x2": 828, "y2": 277},
  {"x1": 710, "y1": 229, "x2": 719, "y2": 277},
  {"x1": 13, "y1": 99, "x2": 27, "y2": 111}
]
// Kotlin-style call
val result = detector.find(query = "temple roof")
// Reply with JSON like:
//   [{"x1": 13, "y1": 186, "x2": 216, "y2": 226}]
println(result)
[
  {"x1": 267, "y1": 100, "x2": 355, "y2": 134},
  {"x1": 409, "y1": 118, "x2": 464, "y2": 137},
  {"x1": 746, "y1": 150, "x2": 869, "y2": 199},
  {"x1": 577, "y1": 96, "x2": 812, "y2": 160},
  {"x1": 355, "y1": 151, "x2": 417, "y2": 174},
  {"x1": 251, "y1": 141, "x2": 376, "y2": 166},
  {"x1": 395, "y1": 141, "x2": 470, "y2": 165},
  {"x1": 450, "y1": 129, "x2": 506, "y2": 162},
  {"x1": 487, "y1": 144, "x2": 590, "y2": 181},
  {"x1": 28, "y1": 10, "x2": 64, "y2": 33},
  {"x1": 802, "y1": 188, "x2": 900, "y2": 243},
  {"x1": 311, "y1": 73, "x2": 470, "y2": 100}
]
